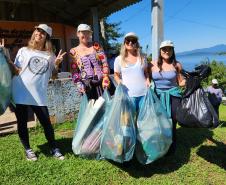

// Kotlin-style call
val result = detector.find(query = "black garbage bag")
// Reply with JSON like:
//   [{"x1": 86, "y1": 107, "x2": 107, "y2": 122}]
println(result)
[
  {"x1": 177, "y1": 65, "x2": 219, "y2": 128},
  {"x1": 181, "y1": 64, "x2": 211, "y2": 98}
]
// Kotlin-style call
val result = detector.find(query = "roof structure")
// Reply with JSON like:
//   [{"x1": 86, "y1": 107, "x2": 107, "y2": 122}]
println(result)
[{"x1": 0, "y1": 0, "x2": 141, "y2": 25}]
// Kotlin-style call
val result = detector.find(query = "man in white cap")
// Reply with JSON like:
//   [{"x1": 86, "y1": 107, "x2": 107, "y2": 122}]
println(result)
[{"x1": 206, "y1": 79, "x2": 223, "y2": 117}]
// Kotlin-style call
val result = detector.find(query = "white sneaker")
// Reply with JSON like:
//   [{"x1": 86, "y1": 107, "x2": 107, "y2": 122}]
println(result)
[
  {"x1": 25, "y1": 149, "x2": 38, "y2": 161},
  {"x1": 50, "y1": 148, "x2": 64, "y2": 160}
]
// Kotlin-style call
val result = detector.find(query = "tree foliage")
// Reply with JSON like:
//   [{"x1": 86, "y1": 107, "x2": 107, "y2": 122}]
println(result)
[
  {"x1": 100, "y1": 18, "x2": 123, "y2": 53},
  {"x1": 201, "y1": 60, "x2": 226, "y2": 91}
]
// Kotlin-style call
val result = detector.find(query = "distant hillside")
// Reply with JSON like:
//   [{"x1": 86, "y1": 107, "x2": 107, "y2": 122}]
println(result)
[{"x1": 177, "y1": 44, "x2": 226, "y2": 56}]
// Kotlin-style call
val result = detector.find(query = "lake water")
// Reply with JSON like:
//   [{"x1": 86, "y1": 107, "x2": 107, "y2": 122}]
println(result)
[{"x1": 177, "y1": 53, "x2": 226, "y2": 71}]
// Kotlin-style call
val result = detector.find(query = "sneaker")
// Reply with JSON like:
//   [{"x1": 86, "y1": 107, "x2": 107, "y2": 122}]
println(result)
[
  {"x1": 25, "y1": 149, "x2": 38, "y2": 161},
  {"x1": 50, "y1": 148, "x2": 64, "y2": 160}
]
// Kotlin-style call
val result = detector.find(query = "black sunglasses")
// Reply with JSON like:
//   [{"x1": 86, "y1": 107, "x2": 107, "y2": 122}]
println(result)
[
  {"x1": 124, "y1": 38, "x2": 138, "y2": 45},
  {"x1": 36, "y1": 28, "x2": 46, "y2": 35},
  {"x1": 161, "y1": 47, "x2": 173, "y2": 52}
]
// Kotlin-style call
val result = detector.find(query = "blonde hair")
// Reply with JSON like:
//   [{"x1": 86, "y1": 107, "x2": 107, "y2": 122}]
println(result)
[
  {"x1": 27, "y1": 31, "x2": 54, "y2": 54},
  {"x1": 119, "y1": 41, "x2": 144, "y2": 67}
]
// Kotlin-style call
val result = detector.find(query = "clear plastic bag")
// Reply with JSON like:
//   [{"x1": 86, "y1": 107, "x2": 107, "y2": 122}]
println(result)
[
  {"x1": 72, "y1": 95, "x2": 105, "y2": 155},
  {"x1": 100, "y1": 84, "x2": 136, "y2": 163},
  {"x1": 0, "y1": 48, "x2": 12, "y2": 115},
  {"x1": 80, "y1": 90, "x2": 111, "y2": 156},
  {"x1": 72, "y1": 90, "x2": 111, "y2": 157},
  {"x1": 74, "y1": 94, "x2": 88, "y2": 132},
  {"x1": 136, "y1": 88, "x2": 172, "y2": 164}
]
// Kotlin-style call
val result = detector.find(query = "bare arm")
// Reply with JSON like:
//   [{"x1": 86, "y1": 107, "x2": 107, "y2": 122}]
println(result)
[
  {"x1": 144, "y1": 61, "x2": 152, "y2": 86},
  {"x1": 114, "y1": 72, "x2": 122, "y2": 85},
  {"x1": 176, "y1": 62, "x2": 186, "y2": 87},
  {"x1": 52, "y1": 49, "x2": 66, "y2": 79}
]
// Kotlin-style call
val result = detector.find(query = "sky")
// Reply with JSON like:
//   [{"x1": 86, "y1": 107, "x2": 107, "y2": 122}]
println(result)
[{"x1": 108, "y1": 0, "x2": 226, "y2": 54}]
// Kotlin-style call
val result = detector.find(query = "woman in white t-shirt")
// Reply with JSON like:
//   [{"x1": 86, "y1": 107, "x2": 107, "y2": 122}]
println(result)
[
  {"x1": 12, "y1": 24, "x2": 66, "y2": 161},
  {"x1": 114, "y1": 32, "x2": 150, "y2": 113}
]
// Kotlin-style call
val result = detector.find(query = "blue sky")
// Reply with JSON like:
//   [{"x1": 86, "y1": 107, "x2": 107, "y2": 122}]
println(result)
[{"x1": 108, "y1": 0, "x2": 226, "y2": 53}]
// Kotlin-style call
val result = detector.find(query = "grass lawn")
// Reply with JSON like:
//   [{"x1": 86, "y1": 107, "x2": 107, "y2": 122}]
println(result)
[{"x1": 0, "y1": 106, "x2": 225, "y2": 185}]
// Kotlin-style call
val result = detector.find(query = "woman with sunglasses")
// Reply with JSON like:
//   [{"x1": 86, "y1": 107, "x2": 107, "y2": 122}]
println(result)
[
  {"x1": 12, "y1": 24, "x2": 66, "y2": 161},
  {"x1": 114, "y1": 32, "x2": 150, "y2": 113},
  {"x1": 69, "y1": 24, "x2": 110, "y2": 100},
  {"x1": 150, "y1": 40, "x2": 185, "y2": 155}
]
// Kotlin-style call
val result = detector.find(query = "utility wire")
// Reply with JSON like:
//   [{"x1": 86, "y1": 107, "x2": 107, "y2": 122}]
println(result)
[
  {"x1": 168, "y1": 17, "x2": 226, "y2": 30},
  {"x1": 165, "y1": 0, "x2": 193, "y2": 23},
  {"x1": 120, "y1": 1, "x2": 150, "y2": 23}
]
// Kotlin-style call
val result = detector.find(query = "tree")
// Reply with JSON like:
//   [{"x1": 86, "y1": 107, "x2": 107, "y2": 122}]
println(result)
[
  {"x1": 99, "y1": 18, "x2": 123, "y2": 53},
  {"x1": 201, "y1": 60, "x2": 226, "y2": 91}
]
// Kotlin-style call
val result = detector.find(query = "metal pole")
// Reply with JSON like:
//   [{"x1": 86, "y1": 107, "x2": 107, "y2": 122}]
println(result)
[{"x1": 151, "y1": 0, "x2": 164, "y2": 60}]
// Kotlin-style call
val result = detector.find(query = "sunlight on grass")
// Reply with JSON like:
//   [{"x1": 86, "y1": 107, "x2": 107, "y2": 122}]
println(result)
[{"x1": 0, "y1": 105, "x2": 225, "y2": 185}]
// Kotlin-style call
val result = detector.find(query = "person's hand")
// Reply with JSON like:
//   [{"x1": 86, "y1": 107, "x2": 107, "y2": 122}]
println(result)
[
  {"x1": 55, "y1": 49, "x2": 66, "y2": 67},
  {"x1": 0, "y1": 38, "x2": 4, "y2": 48},
  {"x1": 0, "y1": 39, "x2": 9, "y2": 58},
  {"x1": 146, "y1": 78, "x2": 151, "y2": 88},
  {"x1": 102, "y1": 76, "x2": 110, "y2": 89}
]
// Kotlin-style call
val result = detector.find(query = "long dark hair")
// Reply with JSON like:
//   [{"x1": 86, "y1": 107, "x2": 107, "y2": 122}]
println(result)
[{"x1": 157, "y1": 47, "x2": 178, "y2": 72}]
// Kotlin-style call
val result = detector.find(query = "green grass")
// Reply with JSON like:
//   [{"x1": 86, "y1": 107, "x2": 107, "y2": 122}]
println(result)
[{"x1": 0, "y1": 106, "x2": 226, "y2": 185}]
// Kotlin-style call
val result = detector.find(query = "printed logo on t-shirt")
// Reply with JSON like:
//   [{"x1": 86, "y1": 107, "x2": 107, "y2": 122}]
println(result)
[{"x1": 28, "y1": 56, "x2": 49, "y2": 74}]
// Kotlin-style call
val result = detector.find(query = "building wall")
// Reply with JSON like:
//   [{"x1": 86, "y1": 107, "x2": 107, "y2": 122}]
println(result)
[
  {"x1": 47, "y1": 78, "x2": 81, "y2": 124},
  {"x1": 0, "y1": 21, "x2": 77, "y2": 71}
]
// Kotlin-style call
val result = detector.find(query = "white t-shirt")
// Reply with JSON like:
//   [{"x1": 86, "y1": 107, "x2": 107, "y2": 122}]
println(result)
[
  {"x1": 114, "y1": 56, "x2": 147, "y2": 97},
  {"x1": 12, "y1": 47, "x2": 56, "y2": 106}
]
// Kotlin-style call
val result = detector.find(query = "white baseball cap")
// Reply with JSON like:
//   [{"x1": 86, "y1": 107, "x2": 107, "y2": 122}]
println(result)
[
  {"x1": 35, "y1": 24, "x2": 52, "y2": 37},
  {"x1": 212, "y1": 79, "x2": 218, "y2": 84},
  {"x1": 124, "y1": 32, "x2": 138, "y2": 39},
  {"x1": 77, "y1": 24, "x2": 93, "y2": 32},
  {"x1": 160, "y1": 40, "x2": 174, "y2": 48}
]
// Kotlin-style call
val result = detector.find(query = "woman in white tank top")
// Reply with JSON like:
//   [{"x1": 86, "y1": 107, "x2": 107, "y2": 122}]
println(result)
[{"x1": 114, "y1": 32, "x2": 150, "y2": 113}]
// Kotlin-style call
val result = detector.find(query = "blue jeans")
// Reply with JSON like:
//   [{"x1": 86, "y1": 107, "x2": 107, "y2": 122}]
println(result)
[{"x1": 130, "y1": 96, "x2": 144, "y2": 115}]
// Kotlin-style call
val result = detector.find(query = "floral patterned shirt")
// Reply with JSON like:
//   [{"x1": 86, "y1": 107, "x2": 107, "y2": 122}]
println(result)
[{"x1": 69, "y1": 42, "x2": 109, "y2": 91}]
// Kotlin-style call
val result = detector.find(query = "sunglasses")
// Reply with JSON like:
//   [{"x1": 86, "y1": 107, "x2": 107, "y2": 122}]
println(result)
[
  {"x1": 161, "y1": 47, "x2": 173, "y2": 52},
  {"x1": 36, "y1": 28, "x2": 46, "y2": 35},
  {"x1": 124, "y1": 38, "x2": 137, "y2": 45}
]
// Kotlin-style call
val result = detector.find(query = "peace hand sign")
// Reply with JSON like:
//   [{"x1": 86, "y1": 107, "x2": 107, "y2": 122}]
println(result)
[
  {"x1": 0, "y1": 38, "x2": 5, "y2": 47},
  {"x1": 55, "y1": 49, "x2": 66, "y2": 66}
]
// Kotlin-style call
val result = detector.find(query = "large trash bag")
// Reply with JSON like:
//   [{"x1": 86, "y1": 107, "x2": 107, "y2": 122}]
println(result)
[
  {"x1": 72, "y1": 95, "x2": 105, "y2": 155},
  {"x1": 181, "y1": 64, "x2": 211, "y2": 98},
  {"x1": 177, "y1": 65, "x2": 219, "y2": 128},
  {"x1": 80, "y1": 90, "x2": 111, "y2": 156},
  {"x1": 136, "y1": 88, "x2": 172, "y2": 164},
  {"x1": 100, "y1": 84, "x2": 136, "y2": 163},
  {"x1": 177, "y1": 88, "x2": 219, "y2": 128},
  {"x1": 0, "y1": 48, "x2": 12, "y2": 115},
  {"x1": 73, "y1": 94, "x2": 89, "y2": 131}
]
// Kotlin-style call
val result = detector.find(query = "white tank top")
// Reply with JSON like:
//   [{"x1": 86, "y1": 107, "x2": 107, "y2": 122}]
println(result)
[{"x1": 114, "y1": 56, "x2": 147, "y2": 97}]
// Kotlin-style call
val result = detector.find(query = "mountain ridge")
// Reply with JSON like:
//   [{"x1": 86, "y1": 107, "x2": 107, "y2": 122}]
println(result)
[{"x1": 177, "y1": 44, "x2": 226, "y2": 56}]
